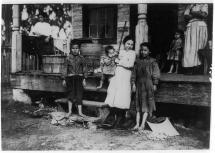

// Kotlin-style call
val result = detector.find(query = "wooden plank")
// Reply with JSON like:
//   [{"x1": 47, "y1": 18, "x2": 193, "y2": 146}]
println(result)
[
  {"x1": 87, "y1": 73, "x2": 210, "y2": 83},
  {"x1": 160, "y1": 73, "x2": 210, "y2": 83},
  {"x1": 11, "y1": 73, "x2": 66, "y2": 92},
  {"x1": 10, "y1": 73, "x2": 211, "y2": 107},
  {"x1": 54, "y1": 98, "x2": 108, "y2": 108},
  {"x1": 11, "y1": 73, "x2": 211, "y2": 85},
  {"x1": 155, "y1": 82, "x2": 211, "y2": 107},
  {"x1": 83, "y1": 100, "x2": 108, "y2": 108},
  {"x1": 84, "y1": 86, "x2": 107, "y2": 93}
]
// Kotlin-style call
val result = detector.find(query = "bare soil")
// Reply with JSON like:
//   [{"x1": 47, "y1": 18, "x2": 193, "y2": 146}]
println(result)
[{"x1": 1, "y1": 87, "x2": 210, "y2": 150}]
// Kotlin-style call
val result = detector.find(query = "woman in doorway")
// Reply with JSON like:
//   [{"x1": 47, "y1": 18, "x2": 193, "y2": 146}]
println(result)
[
  {"x1": 104, "y1": 36, "x2": 136, "y2": 129},
  {"x1": 182, "y1": 4, "x2": 208, "y2": 74}
]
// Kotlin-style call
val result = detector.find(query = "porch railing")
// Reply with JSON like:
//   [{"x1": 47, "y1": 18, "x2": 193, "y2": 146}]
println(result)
[
  {"x1": 1, "y1": 46, "x2": 12, "y2": 84},
  {"x1": 21, "y1": 35, "x2": 101, "y2": 74},
  {"x1": 21, "y1": 35, "x2": 69, "y2": 72}
]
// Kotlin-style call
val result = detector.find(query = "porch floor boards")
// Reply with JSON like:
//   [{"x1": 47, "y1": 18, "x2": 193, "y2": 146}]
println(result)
[{"x1": 10, "y1": 72, "x2": 211, "y2": 107}]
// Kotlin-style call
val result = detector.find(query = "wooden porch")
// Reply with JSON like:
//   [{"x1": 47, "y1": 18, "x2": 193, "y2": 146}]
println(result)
[
  {"x1": 6, "y1": 4, "x2": 211, "y2": 109},
  {"x1": 10, "y1": 72, "x2": 211, "y2": 107}
]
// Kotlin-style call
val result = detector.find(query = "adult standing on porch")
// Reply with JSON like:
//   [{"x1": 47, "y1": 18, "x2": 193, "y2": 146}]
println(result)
[
  {"x1": 182, "y1": 4, "x2": 208, "y2": 74},
  {"x1": 104, "y1": 36, "x2": 136, "y2": 128}
]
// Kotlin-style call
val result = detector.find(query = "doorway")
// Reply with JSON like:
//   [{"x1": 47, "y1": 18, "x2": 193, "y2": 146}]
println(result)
[
  {"x1": 147, "y1": 4, "x2": 178, "y2": 58},
  {"x1": 130, "y1": 4, "x2": 178, "y2": 70}
]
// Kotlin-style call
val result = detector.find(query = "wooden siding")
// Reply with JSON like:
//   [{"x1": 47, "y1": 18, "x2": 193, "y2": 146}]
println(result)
[
  {"x1": 117, "y1": 4, "x2": 130, "y2": 44},
  {"x1": 71, "y1": 4, "x2": 131, "y2": 49},
  {"x1": 72, "y1": 4, "x2": 83, "y2": 39}
]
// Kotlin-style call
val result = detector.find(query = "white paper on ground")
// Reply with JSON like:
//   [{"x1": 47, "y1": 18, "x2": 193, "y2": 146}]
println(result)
[{"x1": 147, "y1": 117, "x2": 180, "y2": 137}]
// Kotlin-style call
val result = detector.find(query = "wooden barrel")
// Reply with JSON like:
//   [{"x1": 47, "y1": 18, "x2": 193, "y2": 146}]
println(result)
[
  {"x1": 80, "y1": 43, "x2": 104, "y2": 56},
  {"x1": 42, "y1": 55, "x2": 66, "y2": 74}
]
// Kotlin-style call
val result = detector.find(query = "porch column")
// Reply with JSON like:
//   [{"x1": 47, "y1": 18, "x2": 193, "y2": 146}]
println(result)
[
  {"x1": 11, "y1": 5, "x2": 22, "y2": 73},
  {"x1": 135, "y1": 4, "x2": 148, "y2": 56}
]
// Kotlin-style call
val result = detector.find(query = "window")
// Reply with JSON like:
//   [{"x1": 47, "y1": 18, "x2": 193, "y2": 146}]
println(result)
[{"x1": 83, "y1": 5, "x2": 117, "y2": 44}]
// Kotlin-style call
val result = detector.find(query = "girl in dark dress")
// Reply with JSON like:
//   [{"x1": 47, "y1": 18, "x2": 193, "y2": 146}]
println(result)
[{"x1": 132, "y1": 42, "x2": 160, "y2": 131}]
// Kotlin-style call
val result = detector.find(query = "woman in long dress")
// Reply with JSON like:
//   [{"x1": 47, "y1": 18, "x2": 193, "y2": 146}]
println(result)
[
  {"x1": 104, "y1": 36, "x2": 136, "y2": 128},
  {"x1": 182, "y1": 4, "x2": 208, "y2": 73}
]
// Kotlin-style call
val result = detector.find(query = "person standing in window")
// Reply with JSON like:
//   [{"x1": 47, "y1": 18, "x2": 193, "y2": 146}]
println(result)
[
  {"x1": 182, "y1": 4, "x2": 208, "y2": 74},
  {"x1": 104, "y1": 36, "x2": 136, "y2": 129}
]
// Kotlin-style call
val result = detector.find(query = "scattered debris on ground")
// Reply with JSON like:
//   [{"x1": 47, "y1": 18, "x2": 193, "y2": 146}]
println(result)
[
  {"x1": 1, "y1": 100, "x2": 210, "y2": 150},
  {"x1": 1, "y1": 88, "x2": 210, "y2": 150}
]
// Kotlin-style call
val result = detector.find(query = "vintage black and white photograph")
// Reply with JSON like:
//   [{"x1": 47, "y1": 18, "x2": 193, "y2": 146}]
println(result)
[{"x1": 1, "y1": 0, "x2": 214, "y2": 150}]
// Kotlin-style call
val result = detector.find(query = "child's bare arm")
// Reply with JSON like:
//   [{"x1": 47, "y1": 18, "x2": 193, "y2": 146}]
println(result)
[
  {"x1": 152, "y1": 61, "x2": 160, "y2": 85},
  {"x1": 131, "y1": 63, "x2": 137, "y2": 92},
  {"x1": 100, "y1": 56, "x2": 105, "y2": 71},
  {"x1": 82, "y1": 57, "x2": 88, "y2": 79},
  {"x1": 62, "y1": 57, "x2": 69, "y2": 80},
  {"x1": 174, "y1": 39, "x2": 183, "y2": 50}
]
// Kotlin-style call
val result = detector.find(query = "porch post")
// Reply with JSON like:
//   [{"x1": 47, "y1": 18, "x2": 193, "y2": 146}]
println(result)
[
  {"x1": 135, "y1": 4, "x2": 148, "y2": 56},
  {"x1": 11, "y1": 4, "x2": 22, "y2": 73}
]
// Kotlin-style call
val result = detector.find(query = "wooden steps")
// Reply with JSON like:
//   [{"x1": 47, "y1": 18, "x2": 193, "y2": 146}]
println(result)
[
  {"x1": 54, "y1": 98, "x2": 109, "y2": 123},
  {"x1": 84, "y1": 86, "x2": 107, "y2": 92},
  {"x1": 55, "y1": 98, "x2": 108, "y2": 108},
  {"x1": 83, "y1": 100, "x2": 108, "y2": 108}
]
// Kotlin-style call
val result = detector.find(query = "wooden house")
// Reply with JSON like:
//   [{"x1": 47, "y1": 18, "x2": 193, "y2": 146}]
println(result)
[{"x1": 2, "y1": 3, "x2": 212, "y2": 108}]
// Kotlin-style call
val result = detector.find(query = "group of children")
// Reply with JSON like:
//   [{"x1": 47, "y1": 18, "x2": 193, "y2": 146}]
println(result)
[{"x1": 62, "y1": 36, "x2": 160, "y2": 131}]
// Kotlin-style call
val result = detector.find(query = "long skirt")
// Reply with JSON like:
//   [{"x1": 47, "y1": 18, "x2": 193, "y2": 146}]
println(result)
[
  {"x1": 105, "y1": 66, "x2": 132, "y2": 109},
  {"x1": 182, "y1": 20, "x2": 208, "y2": 67}
]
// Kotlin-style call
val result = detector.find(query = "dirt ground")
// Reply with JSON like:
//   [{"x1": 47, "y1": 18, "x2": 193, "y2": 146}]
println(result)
[{"x1": 1, "y1": 87, "x2": 210, "y2": 150}]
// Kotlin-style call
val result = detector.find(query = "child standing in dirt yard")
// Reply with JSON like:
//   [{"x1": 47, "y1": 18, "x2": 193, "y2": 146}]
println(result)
[
  {"x1": 132, "y1": 42, "x2": 160, "y2": 131},
  {"x1": 62, "y1": 42, "x2": 88, "y2": 117},
  {"x1": 97, "y1": 45, "x2": 117, "y2": 89}
]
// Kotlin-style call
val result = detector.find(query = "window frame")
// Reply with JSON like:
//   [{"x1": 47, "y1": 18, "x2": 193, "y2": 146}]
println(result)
[{"x1": 82, "y1": 4, "x2": 117, "y2": 44}]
